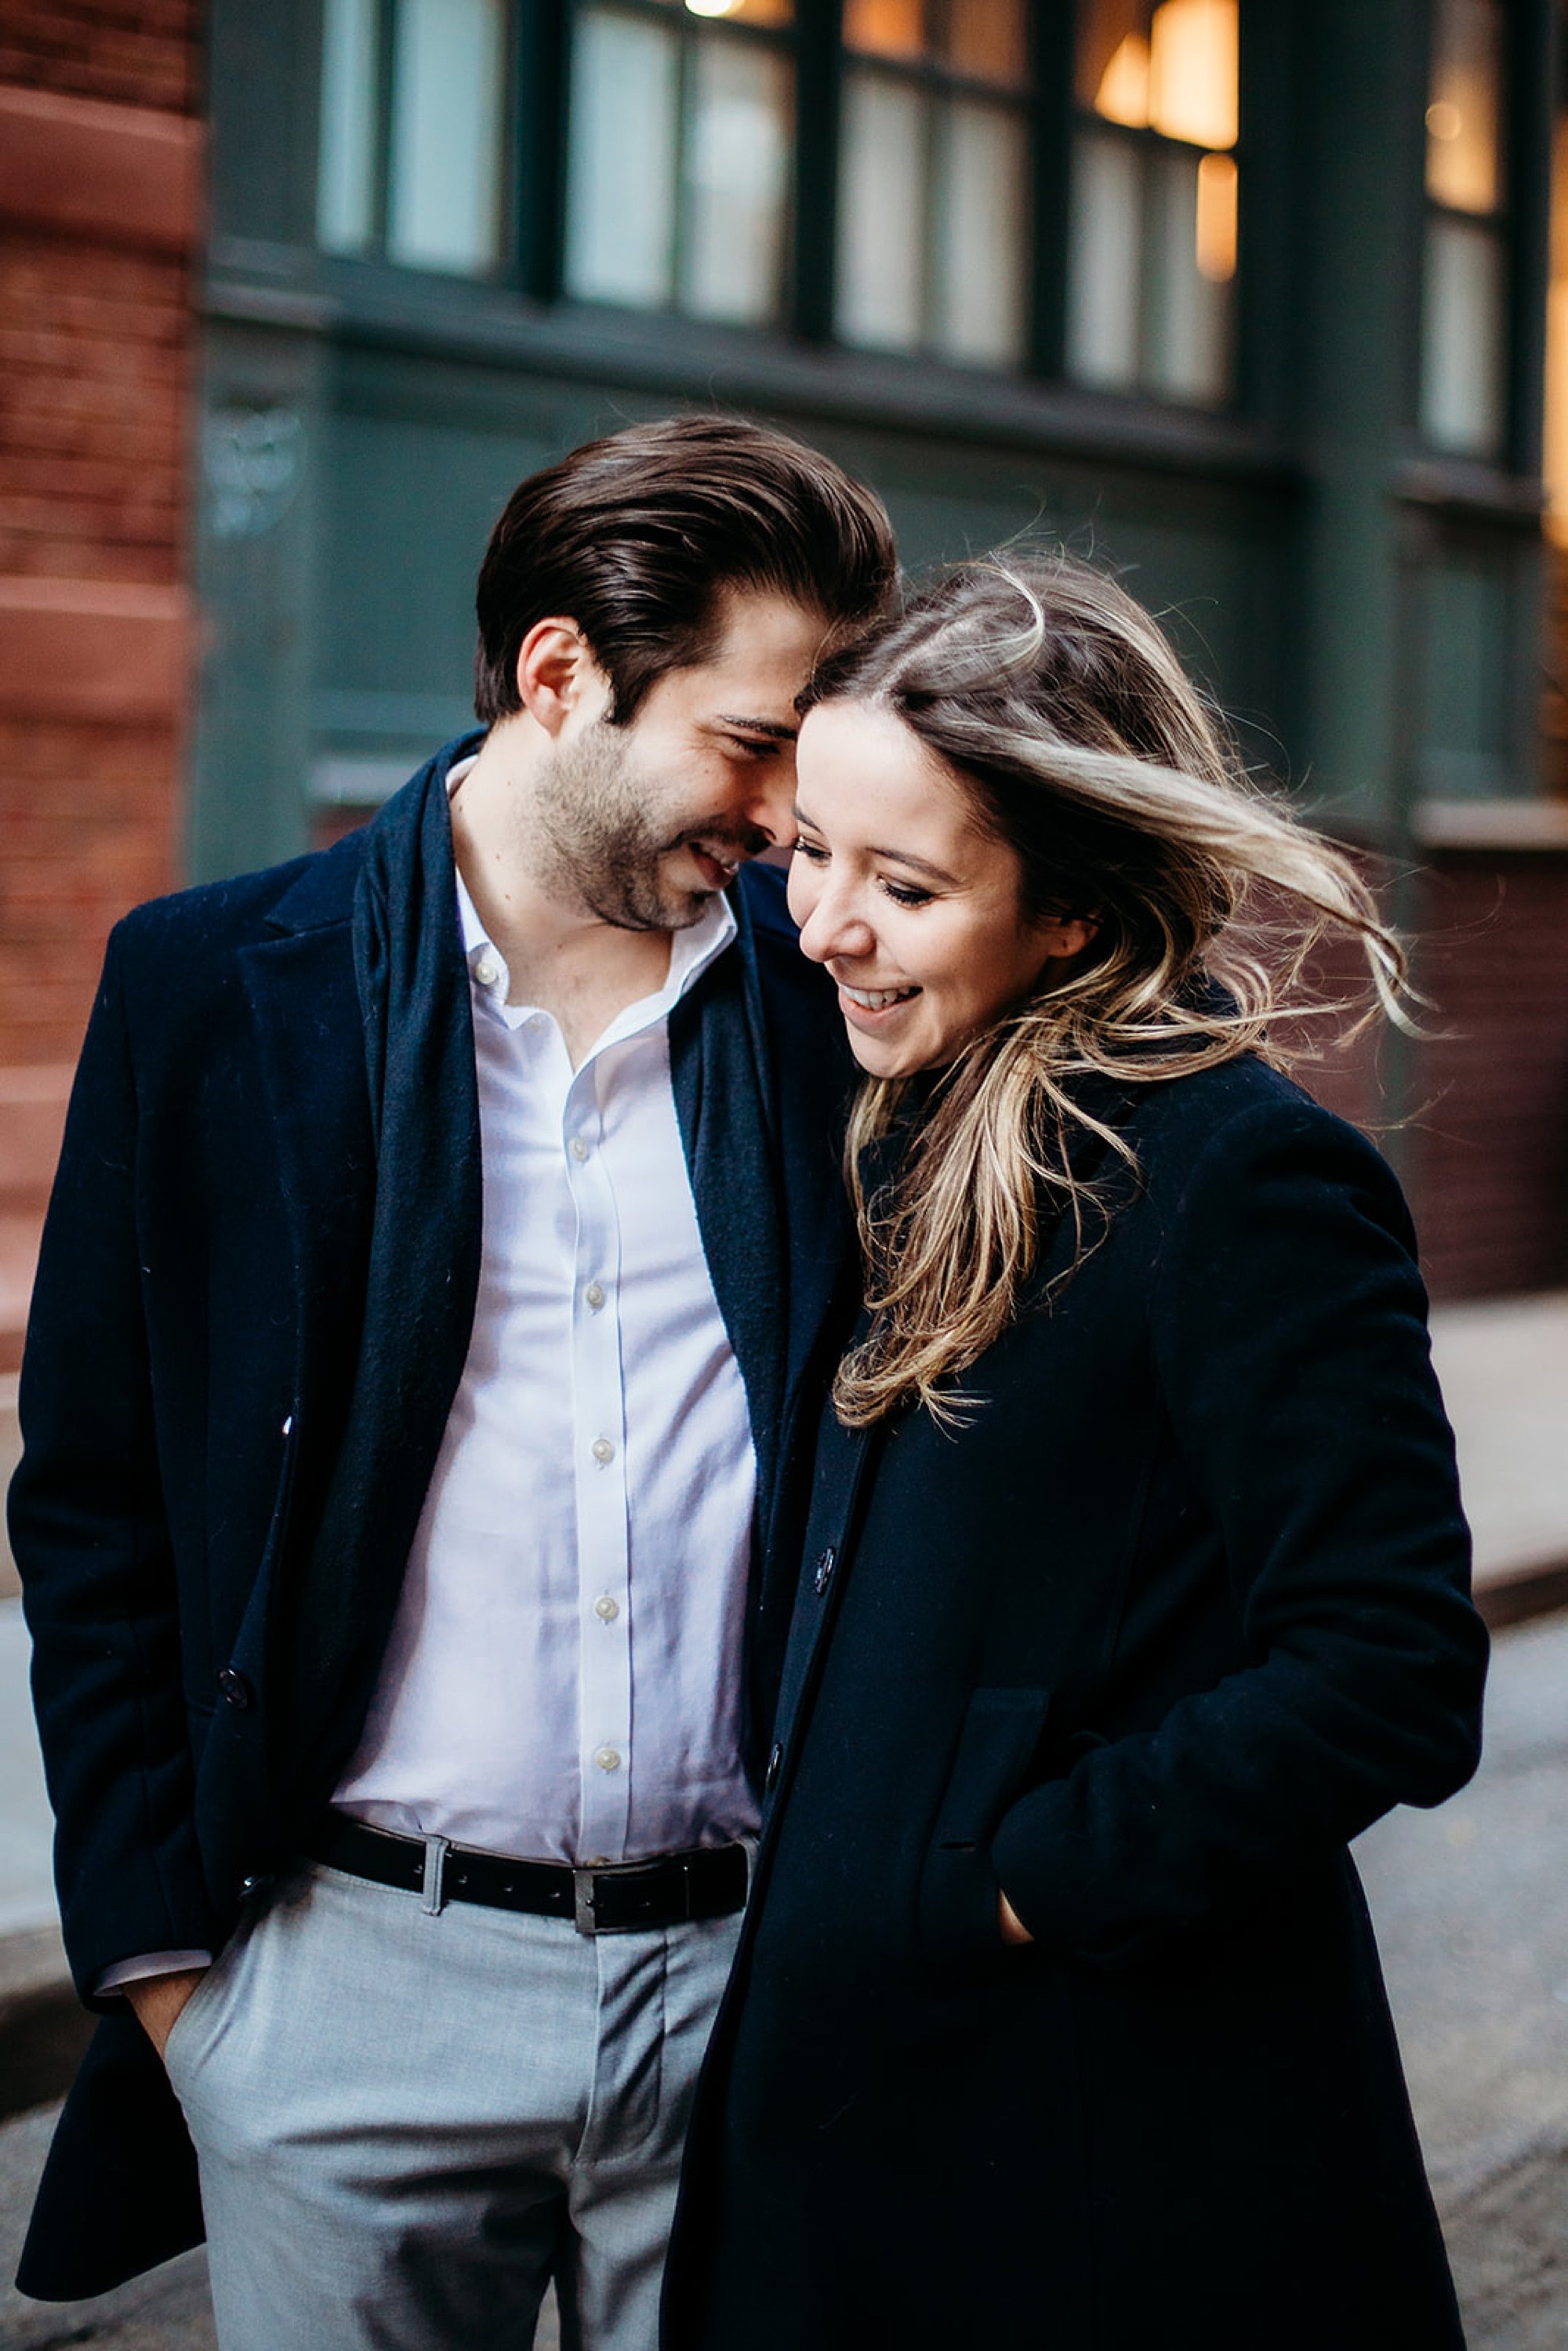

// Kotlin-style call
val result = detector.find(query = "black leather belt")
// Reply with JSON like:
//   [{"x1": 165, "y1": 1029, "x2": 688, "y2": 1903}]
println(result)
[{"x1": 309, "y1": 1814, "x2": 749, "y2": 1936}]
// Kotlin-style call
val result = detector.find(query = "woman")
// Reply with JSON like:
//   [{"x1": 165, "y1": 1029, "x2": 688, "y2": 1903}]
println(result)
[{"x1": 665, "y1": 557, "x2": 1486, "y2": 2349}]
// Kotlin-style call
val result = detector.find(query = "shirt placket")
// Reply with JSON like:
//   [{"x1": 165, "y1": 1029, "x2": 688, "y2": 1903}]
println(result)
[{"x1": 564, "y1": 1047, "x2": 633, "y2": 1863}]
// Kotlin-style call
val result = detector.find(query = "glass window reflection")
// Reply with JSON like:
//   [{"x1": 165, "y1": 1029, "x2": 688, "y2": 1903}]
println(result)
[
  {"x1": 1069, "y1": 0, "x2": 1239, "y2": 407},
  {"x1": 1420, "y1": 0, "x2": 1507, "y2": 459}
]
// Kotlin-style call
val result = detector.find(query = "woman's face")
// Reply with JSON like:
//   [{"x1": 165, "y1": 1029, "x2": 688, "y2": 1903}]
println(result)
[{"x1": 789, "y1": 700, "x2": 1097, "y2": 1078}]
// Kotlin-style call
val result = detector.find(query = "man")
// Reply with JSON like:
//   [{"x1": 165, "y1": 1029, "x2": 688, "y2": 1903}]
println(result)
[{"x1": 13, "y1": 414, "x2": 895, "y2": 2346}]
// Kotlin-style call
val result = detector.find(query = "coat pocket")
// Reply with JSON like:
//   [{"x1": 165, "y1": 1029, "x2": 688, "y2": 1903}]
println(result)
[{"x1": 918, "y1": 1686, "x2": 1054, "y2": 1979}]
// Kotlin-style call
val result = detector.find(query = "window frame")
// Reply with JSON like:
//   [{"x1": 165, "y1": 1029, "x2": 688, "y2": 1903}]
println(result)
[
  {"x1": 1417, "y1": 0, "x2": 1514, "y2": 463},
  {"x1": 316, "y1": 0, "x2": 521, "y2": 277},
  {"x1": 1063, "y1": 1, "x2": 1245, "y2": 412},
  {"x1": 304, "y1": 0, "x2": 1283, "y2": 432}
]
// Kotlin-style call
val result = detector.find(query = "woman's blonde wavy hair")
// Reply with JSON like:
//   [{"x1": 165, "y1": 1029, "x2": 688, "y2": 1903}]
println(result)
[{"x1": 800, "y1": 552, "x2": 1410, "y2": 1430}]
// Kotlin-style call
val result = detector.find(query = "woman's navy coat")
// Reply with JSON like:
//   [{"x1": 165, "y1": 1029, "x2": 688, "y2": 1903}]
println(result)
[{"x1": 665, "y1": 1054, "x2": 1486, "y2": 2351}]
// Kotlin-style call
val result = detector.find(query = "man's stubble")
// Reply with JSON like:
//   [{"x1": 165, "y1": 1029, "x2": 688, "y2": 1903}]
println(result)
[{"x1": 531, "y1": 719, "x2": 768, "y2": 933}]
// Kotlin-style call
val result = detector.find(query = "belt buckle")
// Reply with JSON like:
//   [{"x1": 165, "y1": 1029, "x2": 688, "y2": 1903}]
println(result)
[{"x1": 572, "y1": 1867, "x2": 600, "y2": 1937}]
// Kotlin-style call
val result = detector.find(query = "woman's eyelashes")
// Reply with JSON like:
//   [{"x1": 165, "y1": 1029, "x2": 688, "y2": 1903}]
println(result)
[{"x1": 790, "y1": 838, "x2": 935, "y2": 909}]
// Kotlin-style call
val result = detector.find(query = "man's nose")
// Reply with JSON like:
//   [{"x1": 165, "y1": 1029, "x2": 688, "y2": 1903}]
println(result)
[{"x1": 740, "y1": 763, "x2": 798, "y2": 847}]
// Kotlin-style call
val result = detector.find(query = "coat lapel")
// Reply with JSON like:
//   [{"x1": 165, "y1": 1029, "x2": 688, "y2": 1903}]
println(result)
[{"x1": 670, "y1": 926, "x2": 788, "y2": 1517}]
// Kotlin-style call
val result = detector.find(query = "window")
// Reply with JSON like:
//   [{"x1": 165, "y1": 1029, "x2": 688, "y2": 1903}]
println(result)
[
  {"x1": 835, "y1": 0, "x2": 1031, "y2": 368},
  {"x1": 1066, "y1": 0, "x2": 1239, "y2": 405},
  {"x1": 563, "y1": 0, "x2": 795, "y2": 328},
  {"x1": 1420, "y1": 0, "x2": 1508, "y2": 459},
  {"x1": 310, "y1": 0, "x2": 1261, "y2": 414},
  {"x1": 318, "y1": 0, "x2": 509, "y2": 274}
]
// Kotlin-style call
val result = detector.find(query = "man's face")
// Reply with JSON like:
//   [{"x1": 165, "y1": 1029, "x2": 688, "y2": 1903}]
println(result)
[{"x1": 533, "y1": 589, "x2": 830, "y2": 932}]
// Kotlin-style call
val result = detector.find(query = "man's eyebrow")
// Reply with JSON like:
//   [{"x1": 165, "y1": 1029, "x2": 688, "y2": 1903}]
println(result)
[{"x1": 711, "y1": 714, "x2": 799, "y2": 740}]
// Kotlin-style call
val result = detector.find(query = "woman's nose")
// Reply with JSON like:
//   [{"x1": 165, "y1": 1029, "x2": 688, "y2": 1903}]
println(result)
[{"x1": 797, "y1": 885, "x2": 876, "y2": 967}]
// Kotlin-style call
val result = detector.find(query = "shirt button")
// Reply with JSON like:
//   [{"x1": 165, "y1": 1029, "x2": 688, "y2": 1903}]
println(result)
[
  {"x1": 570, "y1": 1137, "x2": 590, "y2": 1162},
  {"x1": 764, "y1": 1741, "x2": 783, "y2": 1794},
  {"x1": 593, "y1": 1594, "x2": 620, "y2": 1623},
  {"x1": 814, "y1": 1544, "x2": 837, "y2": 1595},
  {"x1": 474, "y1": 956, "x2": 499, "y2": 987},
  {"x1": 591, "y1": 1437, "x2": 615, "y2": 1465},
  {"x1": 594, "y1": 1746, "x2": 622, "y2": 1772},
  {"x1": 584, "y1": 1281, "x2": 606, "y2": 1311}
]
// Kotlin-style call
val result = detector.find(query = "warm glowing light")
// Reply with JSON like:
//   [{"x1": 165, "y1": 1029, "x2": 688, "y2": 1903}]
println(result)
[
  {"x1": 684, "y1": 0, "x2": 794, "y2": 18},
  {"x1": 842, "y1": 0, "x2": 924, "y2": 60},
  {"x1": 1196, "y1": 150, "x2": 1238, "y2": 281},
  {"x1": 1425, "y1": 0, "x2": 1500, "y2": 213},
  {"x1": 1546, "y1": 119, "x2": 1568, "y2": 547},
  {"x1": 1095, "y1": 34, "x2": 1151, "y2": 129},
  {"x1": 1149, "y1": 0, "x2": 1238, "y2": 151},
  {"x1": 1425, "y1": 78, "x2": 1497, "y2": 212}
]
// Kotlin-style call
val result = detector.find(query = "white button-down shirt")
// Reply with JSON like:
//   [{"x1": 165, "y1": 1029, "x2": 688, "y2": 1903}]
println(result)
[{"x1": 334, "y1": 799, "x2": 761, "y2": 1864}]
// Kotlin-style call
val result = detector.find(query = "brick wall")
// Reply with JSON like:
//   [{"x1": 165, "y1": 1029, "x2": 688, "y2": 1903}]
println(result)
[
  {"x1": 0, "y1": 2, "x2": 197, "y2": 114},
  {"x1": 1410, "y1": 853, "x2": 1568, "y2": 1299},
  {"x1": 0, "y1": 1, "x2": 202, "y2": 1366}
]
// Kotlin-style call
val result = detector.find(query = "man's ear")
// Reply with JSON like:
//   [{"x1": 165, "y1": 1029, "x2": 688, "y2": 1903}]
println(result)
[{"x1": 514, "y1": 617, "x2": 611, "y2": 737}]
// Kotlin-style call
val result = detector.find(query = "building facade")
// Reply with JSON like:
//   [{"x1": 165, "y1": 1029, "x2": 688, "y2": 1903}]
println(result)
[
  {"x1": 0, "y1": 0, "x2": 202, "y2": 1369},
  {"x1": 1, "y1": 0, "x2": 1564, "y2": 1337}
]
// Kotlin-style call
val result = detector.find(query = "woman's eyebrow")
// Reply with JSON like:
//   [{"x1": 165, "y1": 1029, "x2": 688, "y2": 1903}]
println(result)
[
  {"x1": 792, "y1": 807, "x2": 961, "y2": 891},
  {"x1": 864, "y1": 844, "x2": 961, "y2": 887}
]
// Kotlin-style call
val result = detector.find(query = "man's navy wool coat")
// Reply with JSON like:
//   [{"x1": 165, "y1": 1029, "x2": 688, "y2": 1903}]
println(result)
[{"x1": 9, "y1": 758, "x2": 855, "y2": 2303}]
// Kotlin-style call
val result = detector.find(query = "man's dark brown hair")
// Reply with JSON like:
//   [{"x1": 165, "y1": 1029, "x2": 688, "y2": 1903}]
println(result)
[{"x1": 474, "y1": 413, "x2": 898, "y2": 725}]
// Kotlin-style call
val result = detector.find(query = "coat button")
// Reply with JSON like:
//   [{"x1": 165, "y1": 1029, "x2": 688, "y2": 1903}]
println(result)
[
  {"x1": 813, "y1": 1545, "x2": 837, "y2": 1595},
  {"x1": 216, "y1": 1667, "x2": 253, "y2": 1710},
  {"x1": 764, "y1": 1742, "x2": 783, "y2": 1794}
]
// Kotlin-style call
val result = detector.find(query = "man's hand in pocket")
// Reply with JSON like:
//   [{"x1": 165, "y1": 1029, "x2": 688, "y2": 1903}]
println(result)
[{"x1": 126, "y1": 1968, "x2": 207, "y2": 2060}]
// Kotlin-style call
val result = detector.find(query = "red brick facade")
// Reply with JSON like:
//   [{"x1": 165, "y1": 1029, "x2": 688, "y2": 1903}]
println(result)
[
  {"x1": 0, "y1": 0, "x2": 201, "y2": 1366},
  {"x1": 1413, "y1": 853, "x2": 1568, "y2": 1299}
]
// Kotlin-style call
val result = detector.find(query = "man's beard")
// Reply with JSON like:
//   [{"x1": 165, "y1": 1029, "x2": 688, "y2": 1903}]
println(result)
[{"x1": 531, "y1": 720, "x2": 768, "y2": 932}]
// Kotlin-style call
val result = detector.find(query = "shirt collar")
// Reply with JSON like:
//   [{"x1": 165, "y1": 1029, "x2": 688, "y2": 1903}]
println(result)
[{"x1": 447, "y1": 753, "x2": 738, "y2": 1038}]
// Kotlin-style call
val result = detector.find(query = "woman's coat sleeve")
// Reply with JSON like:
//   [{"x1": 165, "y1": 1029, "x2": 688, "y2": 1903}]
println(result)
[{"x1": 989, "y1": 1094, "x2": 1487, "y2": 1967}]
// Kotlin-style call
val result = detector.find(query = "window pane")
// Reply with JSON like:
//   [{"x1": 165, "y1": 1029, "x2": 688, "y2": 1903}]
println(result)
[
  {"x1": 1421, "y1": 214, "x2": 1506, "y2": 455},
  {"x1": 843, "y1": 0, "x2": 927, "y2": 64},
  {"x1": 1426, "y1": 0, "x2": 1501, "y2": 215},
  {"x1": 944, "y1": 0, "x2": 1028, "y2": 85},
  {"x1": 564, "y1": 9, "x2": 678, "y2": 307},
  {"x1": 931, "y1": 99, "x2": 1025, "y2": 365},
  {"x1": 1145, "y1": 140, "x2": 1229, "y2": 401},
  {"x1": 837, "y1": 71, "x2": 926, "y2": 350},
  {"x1": 681, "y1": 34, "x2": 792, "y2": 325},
  {"x1": 1067, "y1": 129, "x2": 1141, "y2": 388},
  {"x1": 387, "y1": 0, "x2": 506, "y2": 273},
  {"x1": 318, "y1": 0, "x2": 379, "y2": 253}
]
